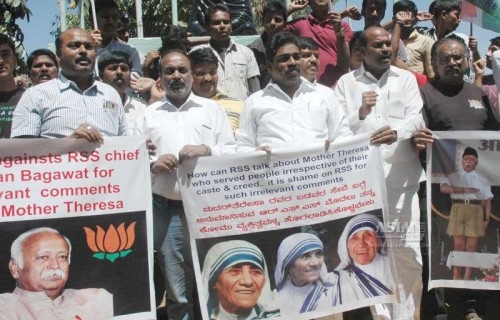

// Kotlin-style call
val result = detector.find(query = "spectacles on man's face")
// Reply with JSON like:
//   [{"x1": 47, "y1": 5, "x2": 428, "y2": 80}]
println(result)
[
  {"x1": 438, "y1": 54, "x2": 465, "y2": 64},
  {"x1": 275, "y1": 52, "x2": 301, "y2": 63}
]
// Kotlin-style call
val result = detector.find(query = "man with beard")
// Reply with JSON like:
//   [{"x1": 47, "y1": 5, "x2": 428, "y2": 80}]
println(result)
[
  {"x1": 0, "y1": 34, "x2": 24, "y2": 139},
  {"x1": 191, "y1": 4, "x2": 260, "y2": 101},
  {"x1": 11, "y1": 27, "x2": 127, "y2": 141},
  {"x1": 334, "y1": 26, "x2": 424, "y2": 319},
  {"x1": 98, "y1": 51, "x2": 148, "y2": 135},
  {"x1": 236, "y1": 31, "x2": 351, "y2": 153},
  {"x1": 0, "y1": 227, "x2": 113, "y2": 319},
  {"x1": 413, "y1": 36, "x2": 500, "y2": 320},
  {"x1": 188, "y1": 47, "x2": 243, "y2": 132},
  {"x1": 134, "y1": 50, "x2": 235, "y2": 320},
  {"x1": 90, "y1": 0, "x2": 142, "y2": 75},
  {"x1": 27, "y1": 49, "x2": 59, "y2": 86}
]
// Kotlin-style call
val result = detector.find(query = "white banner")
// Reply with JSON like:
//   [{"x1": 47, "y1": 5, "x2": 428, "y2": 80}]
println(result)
[
  {"x1": 0, "y1": 137, "x2": 155, "y2": 319},
  {"x1": 428, "y1": 131, "x2": 500, "y2": 290},
  {"x1": 179, "y1": 134, "x2": 397, "y2": 319}
]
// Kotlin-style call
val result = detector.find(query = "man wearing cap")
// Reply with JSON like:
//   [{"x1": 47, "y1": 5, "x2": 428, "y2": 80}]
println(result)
[
  {"x1": 440, "y1": 147, "x2": 492, "y2": 280},
  {"x1": 201, "y1": 240, "x2": 279, "y2": 319}
]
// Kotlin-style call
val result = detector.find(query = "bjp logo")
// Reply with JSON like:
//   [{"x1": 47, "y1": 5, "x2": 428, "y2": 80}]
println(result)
[{"x1": 84, "y1": 222, "x2": 136, "y2": 262}]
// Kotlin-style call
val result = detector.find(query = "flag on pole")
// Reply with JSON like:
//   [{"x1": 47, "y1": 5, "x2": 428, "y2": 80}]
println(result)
[{"x1": 461, "y1": 0, "x2": 500, "y2": 33}]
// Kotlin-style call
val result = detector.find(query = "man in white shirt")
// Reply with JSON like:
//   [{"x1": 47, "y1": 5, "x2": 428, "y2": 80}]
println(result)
[
  {"x1": 98, "y1": 50, "x2": 148, "y2": 135},
  {"x1": 0, "y1": 227, "x2": 113, "y2": 320},
  {"x1": 134, "y1": 49, "x2": 235, "y2": 320},
  {"x1": 12, "y1": 27, "x2": 127, "y2": 141},
  {"x1": 236, "y1": 31, "x2": 351, "y2": 152},
  {"x1": 191, "y1": 4, "x2": 260, "y2": 100},
  {"x1": 334, "y1": 25, "x2": 425, "y2": 320}
]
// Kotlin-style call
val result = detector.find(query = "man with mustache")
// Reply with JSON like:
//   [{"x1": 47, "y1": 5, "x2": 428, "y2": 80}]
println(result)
[
  {"x1": 98, "y1": 50, "x2": 148, "y2": 135},
  {"x1": 90, "y1": 0, "x2": 142, "y2": 75},
  {"x1": 0, "y1": 227, "x2": 113, "y2": 319},
  {"x1": 334, "y1": 26, "x2": 425, "y2": 319},
  {"x1": 134, "y1": 49, "x2": 235, "y2": 320},
  {"x1": 27, "y1": 49, "x2": 59, "y2": 86},
  {"x1": 11, "y1": 27, "x2": 127, "y2": 141},
  {"x1": 0, "y1": 34, "x2": 24, "y2": 139},
  {"x1": 297, "y1": 37, "x2": 321, "y2": 84},
  {"x1": 191, "y1": 4, "x2": 260, "y2": 101},
  {"x1": 413, "y1": 36, "x2": 500, "y2": 320},
  {"x1": 188, "y1": 47, "x2": 243, "y2": 133},
  {"x1": 236, "y1": 31, "x2": 351, "y2": 152}
]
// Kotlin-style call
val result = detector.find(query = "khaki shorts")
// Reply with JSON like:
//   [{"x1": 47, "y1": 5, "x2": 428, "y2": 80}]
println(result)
[{"x1": 447, "y1": 203, "x2": 485, "y2": 237}]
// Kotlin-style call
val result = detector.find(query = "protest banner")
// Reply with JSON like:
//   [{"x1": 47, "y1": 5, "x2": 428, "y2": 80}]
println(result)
[
  {"x1": 0, "y1": 136, "x2": 155, "y2": 320},
  {"x1": 462, "y1": 0, "x2": 500, "y2": 33},
  {"x1": 427, "y1": 131, "x2": 500, "y2": 291},
  {"x1": 178, "y1": 134, "x2": 398, "y2": 319}
]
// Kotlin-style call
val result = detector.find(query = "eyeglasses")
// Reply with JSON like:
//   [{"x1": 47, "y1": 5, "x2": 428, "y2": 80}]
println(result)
[{"x1": 438, "y1": 54, "x2": 466, "y2": 64}]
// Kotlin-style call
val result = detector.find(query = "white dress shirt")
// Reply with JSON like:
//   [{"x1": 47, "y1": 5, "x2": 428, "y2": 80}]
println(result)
[
  {"x1": 236, "y1": 78, "x2": 352, "y2": 152},
  {"x1": 134, "y1": 92, "x2": 235, "y2": 200},
  {"x1": 334, "y1": 65, "x2": 424, "y2": 186}
]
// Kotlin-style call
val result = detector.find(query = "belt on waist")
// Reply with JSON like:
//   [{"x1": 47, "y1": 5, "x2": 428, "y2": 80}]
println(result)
[
  {"x1": 452, "y1": 199, "x2": 482, "y2": 205},
  {"x1": 152, "y1": 194, "x2": 183, "y2": 207}
]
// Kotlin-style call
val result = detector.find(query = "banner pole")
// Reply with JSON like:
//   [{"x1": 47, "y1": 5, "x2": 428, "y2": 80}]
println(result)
[{"x1": 90, "y1": 0, "x2": 97, "y2": 30}]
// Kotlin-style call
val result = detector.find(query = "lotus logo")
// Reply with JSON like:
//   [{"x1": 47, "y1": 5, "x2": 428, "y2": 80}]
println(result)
[{"x1": 84, "y1": 222, "x2": 136, "y2": 262}]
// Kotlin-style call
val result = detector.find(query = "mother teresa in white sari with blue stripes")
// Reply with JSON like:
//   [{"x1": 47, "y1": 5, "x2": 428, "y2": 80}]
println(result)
[
  {"x1": 201, "y1": 240, "x2": 280, "y2": 320},
  {"x1": 274, "y1": 233, "x2": 340, "y2": 314},
  {"x1": 335, "y1": 213, "x2": 394, "y2": 305}
]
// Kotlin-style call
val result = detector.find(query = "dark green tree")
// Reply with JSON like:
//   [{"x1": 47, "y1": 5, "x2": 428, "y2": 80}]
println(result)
[{"x1": 0, "y1": 0, "x2": 32, "y2": 74}]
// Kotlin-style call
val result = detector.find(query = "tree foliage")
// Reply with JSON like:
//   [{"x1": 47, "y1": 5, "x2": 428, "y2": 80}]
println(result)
[
  {"x1": 0, "y1": 0, "x2": 31, "y2": 74},
  {"x1": 61, "y1": 0, "x2": 272, "y2": 37},
  {"x1": 64, "y1": 0, "x2": 192, "y2": 37}
]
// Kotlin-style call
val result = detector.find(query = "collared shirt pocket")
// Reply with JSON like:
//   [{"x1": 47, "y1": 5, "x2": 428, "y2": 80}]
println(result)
[{"x1": 387, "y1": 90, "x2": 406, "y2": 119}]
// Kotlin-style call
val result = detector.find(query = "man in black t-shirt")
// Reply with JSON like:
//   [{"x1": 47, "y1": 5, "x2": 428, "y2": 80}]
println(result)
[
  {"x1": 413, "y1": 35, "x2": 500, "y2": 320},
  {"x1": 0, "y1": 34, "x2": 24, "y2": 139}
]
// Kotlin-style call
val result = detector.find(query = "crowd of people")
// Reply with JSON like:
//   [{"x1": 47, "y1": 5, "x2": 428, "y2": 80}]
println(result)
[{"x1": 1, "y1": 0, "x2": 500, "y2": 319}]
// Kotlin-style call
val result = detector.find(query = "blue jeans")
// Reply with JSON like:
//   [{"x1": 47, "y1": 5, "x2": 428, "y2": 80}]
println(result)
[{"x1": 153, "y1": 195, "x2": 195, "y2": 320}]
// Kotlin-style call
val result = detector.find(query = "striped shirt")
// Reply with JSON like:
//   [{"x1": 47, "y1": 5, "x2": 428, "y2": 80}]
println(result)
[{"x1": 11, "y1": 74, "x2": 127, "y2": 138}]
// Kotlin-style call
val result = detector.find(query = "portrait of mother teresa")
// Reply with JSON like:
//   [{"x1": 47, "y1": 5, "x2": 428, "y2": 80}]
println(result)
[
  {"x1": 335, "y1": 213, "x2": 394, "y2": 300},
  {"x1": 274, "y1": 233, "x2": 340, "y2": 314},
  {"x1": 201, "y1": 240, "x2": 280, "y2": 320}
]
